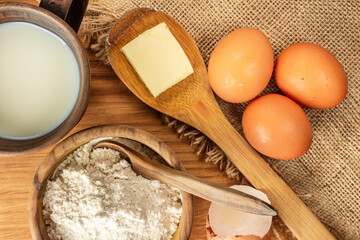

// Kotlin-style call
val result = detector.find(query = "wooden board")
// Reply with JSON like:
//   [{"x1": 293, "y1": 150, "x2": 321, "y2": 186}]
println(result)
[
  {"x1": 0, "y1": 0, "x2": 297, "y2": 237},
  {"x1": 0, "y1": 50, "x2": 296, "y2": 240}
]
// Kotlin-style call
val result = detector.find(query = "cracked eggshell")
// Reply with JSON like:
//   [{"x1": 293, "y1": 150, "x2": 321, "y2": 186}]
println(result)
[{"x1": 206, "y1": 185, "x2": 272, "y2": 240}]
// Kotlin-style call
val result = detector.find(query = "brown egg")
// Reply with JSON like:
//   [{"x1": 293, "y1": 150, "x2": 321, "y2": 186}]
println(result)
[
  {"x1": 208, "y1": 28, "x2": 274, "y2": 103},
  {"x1": 275, "y1": 42, "x2": 347, "y2": 109},
  {"x1": 242, "y1": 94, "x2": 312, "y2": 160}
]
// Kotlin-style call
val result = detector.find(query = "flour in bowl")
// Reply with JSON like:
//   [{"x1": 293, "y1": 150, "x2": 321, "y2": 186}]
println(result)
[{"x1": 43, "y1": 142, "x2": 182, "y2": 240}]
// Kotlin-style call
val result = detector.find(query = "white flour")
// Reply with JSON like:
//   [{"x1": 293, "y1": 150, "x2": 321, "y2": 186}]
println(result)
[{"x1": 43, "y1": 142, "x2": 182, "y2": 240}]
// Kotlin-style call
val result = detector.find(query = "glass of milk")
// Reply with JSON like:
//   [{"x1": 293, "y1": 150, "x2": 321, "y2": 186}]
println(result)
[{"x1": 0, "y1": 0, "x2": 90, "y2": 155}]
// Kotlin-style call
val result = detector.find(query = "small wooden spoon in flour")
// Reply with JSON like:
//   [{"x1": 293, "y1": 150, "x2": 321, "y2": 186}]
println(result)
[{"x1": 94, "y1": 140, "x2": 277, "y2": 216}]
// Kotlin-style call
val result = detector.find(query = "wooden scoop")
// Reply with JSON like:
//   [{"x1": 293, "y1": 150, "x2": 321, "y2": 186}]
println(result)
[
  {"x1": 108, "y1": 8, "x2": 335, "y2": 240},
  {"x1": 94, "y1": 139, "x2": 277, "y2": 216}
]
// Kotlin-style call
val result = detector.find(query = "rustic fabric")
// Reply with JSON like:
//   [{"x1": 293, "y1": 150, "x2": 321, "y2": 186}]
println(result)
[{"x1": 80, "y1": 1, "x2": 360, "y2": 239}]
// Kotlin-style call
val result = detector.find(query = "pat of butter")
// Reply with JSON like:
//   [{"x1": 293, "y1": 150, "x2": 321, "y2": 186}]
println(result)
[{"x1": 122, "y1": 22, "x2": 194, "y2": 97}]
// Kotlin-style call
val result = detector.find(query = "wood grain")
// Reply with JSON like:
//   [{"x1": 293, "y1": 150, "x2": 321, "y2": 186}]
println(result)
[
  {"x1": 0, "y1": 49, "x2": 296, "y2": 240},
  {"x1": 39, "y1": 0, "x2": 89, "y2": 32},
  {"x1": 108, "y1": 8, "x2": 334, "y2": 240},
  {"x1": 39, "y1": 0, "x2": 73, "y2": 21},
  {"x1": 0, "y1": 0, "x2": 36, "y2": 4},
  {"x1": 0, "y1": 1, "x2": 90, "y2": 155},
  {"x1": 0, "y1": 1, "x2": 296, "y2": 239}
]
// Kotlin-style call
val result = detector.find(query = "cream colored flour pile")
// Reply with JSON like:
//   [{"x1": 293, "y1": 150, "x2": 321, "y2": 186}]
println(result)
[{"x1": 43, "y1": 142, "x2": 182, "y2": 240}]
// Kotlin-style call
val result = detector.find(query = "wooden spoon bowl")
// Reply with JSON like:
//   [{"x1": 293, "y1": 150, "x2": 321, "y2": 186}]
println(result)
[
  {"x1": 109, "y1": 8, "x2": 210, "y2": 116},
  {"x1": 28, "y1": 124, "x2": 194, "y2": 240}
]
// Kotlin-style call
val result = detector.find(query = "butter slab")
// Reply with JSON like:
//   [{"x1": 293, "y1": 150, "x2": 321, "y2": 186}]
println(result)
[{"x1": 122, "y1": 22, "x2": 194, "y2": 97}]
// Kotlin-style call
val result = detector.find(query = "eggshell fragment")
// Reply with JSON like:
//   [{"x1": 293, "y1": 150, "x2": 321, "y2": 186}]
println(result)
[{"x1": 207, "y1": 185, "x2": 272, "y2": 240}]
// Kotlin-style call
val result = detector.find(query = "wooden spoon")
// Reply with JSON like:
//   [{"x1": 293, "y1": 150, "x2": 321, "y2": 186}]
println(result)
[
  {"x1": 108, "y1": 8, "x2": 335, "y2": 240},
  {"x1": 94, "y1": 139, "x2": 277, "y2": 216}
]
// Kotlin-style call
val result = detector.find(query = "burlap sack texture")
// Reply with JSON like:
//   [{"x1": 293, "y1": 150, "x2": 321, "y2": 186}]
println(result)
[{"x1": 80, "y1": 1, "x2": 360, "y2": 239}]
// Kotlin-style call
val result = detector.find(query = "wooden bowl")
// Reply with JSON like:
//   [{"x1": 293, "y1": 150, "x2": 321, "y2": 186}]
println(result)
[
  {"x1": 0, "y1": 2, "x2": 90, "y2": 156},
  {"x1": 29, "y1": 124, "x2": 194, "y2": 240}
]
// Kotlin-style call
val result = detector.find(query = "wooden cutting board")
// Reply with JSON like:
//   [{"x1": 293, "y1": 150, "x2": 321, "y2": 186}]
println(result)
[
  {"x1": 0, "y1": 51, "x2": 296, "y2": 240},
  {"x1": 0, "y1": 1, "x2": 297, "y2": 238}
]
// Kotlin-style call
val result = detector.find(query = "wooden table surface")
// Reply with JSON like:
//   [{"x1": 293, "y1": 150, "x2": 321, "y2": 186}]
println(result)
[{"x1": 0, "y1": 1, "x2": 296, "y2": 239}]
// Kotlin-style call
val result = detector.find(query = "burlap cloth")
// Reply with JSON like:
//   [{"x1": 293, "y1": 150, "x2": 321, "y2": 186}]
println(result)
[{"x1": 79, "y1": 1, "x2": 360, "y2": 239}]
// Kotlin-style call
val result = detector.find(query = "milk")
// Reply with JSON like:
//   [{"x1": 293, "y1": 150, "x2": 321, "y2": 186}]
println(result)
[{"x1": 0, "y1": 22, "x2": 80, "y2": 139}]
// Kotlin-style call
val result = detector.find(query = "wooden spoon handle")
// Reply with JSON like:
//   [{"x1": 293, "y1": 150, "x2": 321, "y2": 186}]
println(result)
[
  {"x1": 40, "y1": 0, "x2": 88, "y2": 32},
  {"x1": 95, "y1": 140, "x2": 276, "y2": 216},
  {"x1": 190, "y1": 101, "x2": 335, "y2": 240}
]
